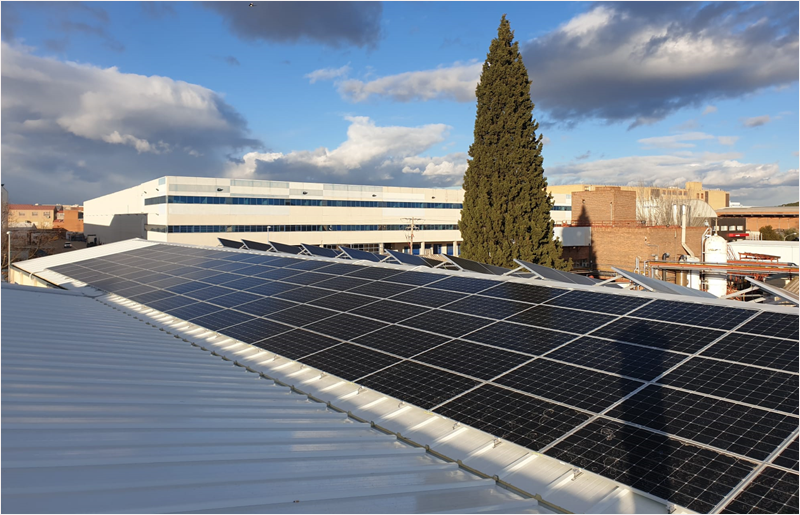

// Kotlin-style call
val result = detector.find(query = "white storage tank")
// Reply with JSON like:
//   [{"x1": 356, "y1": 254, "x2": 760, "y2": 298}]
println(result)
[{"x1": 705, "y1": 235, "x2": 728, "y2": 297}]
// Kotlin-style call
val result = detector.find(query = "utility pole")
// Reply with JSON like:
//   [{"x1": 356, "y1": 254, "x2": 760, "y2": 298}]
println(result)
[
  {"x1": 7, "y1": 231, "x2": 11, "y2": 284},
  {"x1": 402, "y1": 217, "x2": 422, "y2": 254}
]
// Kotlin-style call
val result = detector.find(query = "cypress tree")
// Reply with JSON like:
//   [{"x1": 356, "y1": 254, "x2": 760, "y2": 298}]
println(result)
[{"x1": 459, "y1": 15, "x2": 570, "y2": 270}]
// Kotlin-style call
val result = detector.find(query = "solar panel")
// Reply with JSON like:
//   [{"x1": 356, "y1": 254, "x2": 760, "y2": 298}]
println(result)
[
  {"x1": 270, "y1": 240, "x2": 304, "y2": 255},
  {"x1": 384, "y1": 248, "x2": 435, "y2": 267},
  {"x1": 722, "y1": 466, "x2": 798, "y2": 514},
  {"x1": 514, "y1": 258, "x2": 600, "y2": 285},
  {"x1": 301, "y1": 243, "x2": 341, "y2": 258},
  {"x1": 339, "y1": 246, "x2": 387, "y2": 262},
  {"x1": 446, "y1": 254, "x2": 514, "y2": 275},
  {"x1": 44, "y1": 242, "x2": 800, "y2": 514},
  {"x1": 544, "y1": 419, "x2": 756, "y2": 514},
  {"x1": 613, "y1": 266, "x2": 717, "y2": 298},
  {"x1": 747, "y1": 276, "x2": 800, "y2": 306},
  {"x1": 240, "y1": 239, "x2": 272, "y2": 252}
]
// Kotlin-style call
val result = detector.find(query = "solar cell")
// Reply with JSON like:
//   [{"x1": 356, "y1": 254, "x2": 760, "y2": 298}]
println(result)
[
  {"x1": 657, "y1": 357, "x2": 799, "y2": 414},
  {"x1": 722, "y1": 467, "x2": 799, "y2": 514},
  {"x1": 254, "y1": 329, "x2": 342, "y2": 359},
  {"x1": 229, "y1": 264, "x2": 272, "y2": 276},
  {"x1": 244, "y1": 281, "x2": 299, "y2": 297},
  {"x1": 221, "y1": 276, "x2": 272, "y2": 290},
  {"x1": 348, "y1": 299, "x2": 431, "y2": 324},
  {"x1": 494, "y1": 359, "x2": 644, "y2": 412},
  {"x1": 446, "y1": 254, "x2": 513, "y2": 275},
  {"x1": 112, "y1": 284, "x2": 158, "y2": 298},
  {"x1": 166, "y1": 302, "x2": 224, "y2": 321},
  {"x1": 217, "y1": 237, "x2": 244, "y2": 249},
  {"x1": 339, "y1": 246, "x2": 385, "y2": 262},
  {"x1": 606, "y1": 386, "x2": 797, "y2": 460},
  {"x1": 308, "y1": 292, "x2": 378, "y2": 312},
  {"x1": 546, "y1": 337, "x2": 686, "y2": 381},
  {"x1": 544, "y1": 418, "x2": 757, "y2": 514},
  {"x1": 312, "y1": 276, "x2": 373, "y2": 292},
  {"x1": 268, "y1": 241, "x2": 303, "y2": 255},
  {"x1": 254, "y1": 268, "x2": 306, "y2": 280},
  {"x1": 207, "y1": 291, "x2": 264, "y2": 309},
  {"x1": 631, "y1": 300, "x2": 757, "y2": 330},
  {"x1": 591, "y1": 317, "x2": 726, "y2": 353},
  {"x1": 285, "y1": 259, "x2": 336, "y2": 271},
  {"x1": 465, "y1": 322, "x2": 576, "y2": 355},
  {"x1": 198, "y1": 273, "x2": 240, "y2": 285},
  {"x1": 390, "y1": 287, "x2": 463, "y2": 308},
  {"x1": 385, "y1": 248, "x2": 435, "y2": 267},
  {"x1": 613, "y1": 266, "x2": 717, "y2": 299},
  {"x1": 126, "y1": 290, "x2": 177, "y2": 305},
  {"x1": 342, "y1": 266, "x2": 404, "y2": 281},
  {"x1": 383, "y1": 271, "x2": 447, "y2": 286},
  {"x1": 434, "y1": 384, "x2": 592, "y2": 450},
  {"x1": 217, "y1": 317, "x2": 292, "y2": 344},
  {"x1": 301, "y1": 244, "x2": 341, "y2": 258},
  {"x1": 190, "y1": 310, "x2": 256, "y2": 331},
  {"x1": 314, "y1": 263, "x2": 368, "y2": 276},
  {"x1": 147, "y1": 276, "x2": 191, "y2": 289},
  {"x1": 543, "y1": 290, "x2": 650, "y2": 315},
  {"x1": 265, "y1": 304, "x2": 335, "y2": 327},
  {"x1": 508, "y1": 304, "x2": 616, "y2": 333},
  {"x1": 352, "y1": 326, "x2": 451, "y2": 358},
  {"x1": 134, "y1": 272, "x2": 173, "y2": 285},
  {"x1": 772, "y1": 438, "x2": 799, "y2": 471},
  {"x1": 263, "y1": 257, "x2": 304, "y2": 267},
  {"x1": 297, "y1": 343, "x2": 401, "y2": 381},
  {"x1": 208, "y1": 261, "x2": 255, "y2": 272},
  {"x1": 182, "y1": 285, "x2": 234, "y2": 301},
  {"x1": 240, "y1": 239, "x2": 272, "y2": 252},
  {"x1": 359, "y1": 361, "x2": 481, "y2": 410},
  {"x1": 401, "y1": 309, "x2": 494, "y2": 338},
  {"x1": 425, "y1": 276, "x2": 499, "y2": 294},
  {"x1": 274, "y1": 286, "x2": 335, "y2": 304},
  {"x1": 737, "y1": 311, "x2": 800, "y2": 340},
  {"x1": 700, "y1": 332, "x2": 798, "y2": 372},
  {"x1": 413, "y1": 339, "x2": 532, "y2": 380},
  {"x1": 174, "y1": 268, "x2": 221, "y2": 280},
  {"x1": 480, "y1": 282, "x2": 566, "y2": 304},
  {"x1": 304, "y1": 313, "x2": 388, "y2": 341},
  {"x1": 515, "y1": 259, "x2": 600, "y2": 286},
  {"x1": 346, "y1": 280, "x2": 414, "y2": 298},
  {"x1": 146, "y1": 295, "x2": 197, "y2": 312},
  {"x1": 281, "y1": 271, "x2": 331, "y2": 286},
  {"x1": 443, "y1": 295, "x2": 532, "y2": 319},
  {"x1": 235, "y1": 297, "x2": 296, "y2": 317}
]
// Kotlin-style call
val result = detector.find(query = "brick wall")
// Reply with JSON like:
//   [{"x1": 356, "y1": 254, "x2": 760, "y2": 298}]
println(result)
[
  {"x1": 562, "y1": 226, "x2": 706, "y2": 275},
  {"x1": 732, "y1": 216, "x2": 799, "y2": 232},
  {"x1": 572, "y1": 188, "x2": 637, "y2": 224}
]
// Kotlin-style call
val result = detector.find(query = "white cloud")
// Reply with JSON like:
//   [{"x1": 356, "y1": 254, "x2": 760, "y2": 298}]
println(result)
[
  {"x1": 742, "y1": 115, "x2": 771, "y2": 128},
  {"x1": 305, "y1": 64, "x2": 351, "y2": 84},
  {"x1": 637, "y1": 132, "x2": 715, "y2": 149},
  {"x1": 1, "y1": 42, "x2": 259, "y2": 203},
  {"x1": 702, "y1": 105, "x2": 718, "y2": 115},
  {"x1": 338, "y1": 62, "x2": 481, "y2": 103},
  {"x1": 226, "y1": 116, "x2": 466, "y2": 188},
  {"x1": 717, "y1": 136, "x2": 739, "y2": 146}
]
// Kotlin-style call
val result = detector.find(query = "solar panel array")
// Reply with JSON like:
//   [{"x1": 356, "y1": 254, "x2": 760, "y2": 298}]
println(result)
[{"x1": 49, "y1": 243, "x2": 799, "y2": 514}]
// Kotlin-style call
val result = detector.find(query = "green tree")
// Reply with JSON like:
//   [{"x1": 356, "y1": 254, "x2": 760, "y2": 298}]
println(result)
[
  {"x1": 759, "y1": 225, "x2": 781, "y2": 240},
  {"x1": 459, "y1": 15, "x2": 569, "y2": 270}
]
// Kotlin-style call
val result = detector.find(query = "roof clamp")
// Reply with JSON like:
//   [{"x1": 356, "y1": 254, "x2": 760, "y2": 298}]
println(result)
[
  {"x1": 453, "y1": 421, "x2": 460, "y2": 430},
  {"x1": 357, "y1": 385, "x2": 365, "y2": 395},
  {"x1": 492, "y1": 438, "x2": 501, "y2": 448},
  {"x1": 397, "y1": 400, "x2": 405, "y2": 408},
  {"x1": 571, "y1": 468, "x2": 583, "y2": 481},
  {"x1": 667, "y1": 504, "x2": 677, "y2": 514},
  {"x1": 318, "y1": 372, "x2": 326, "y2": 379}
]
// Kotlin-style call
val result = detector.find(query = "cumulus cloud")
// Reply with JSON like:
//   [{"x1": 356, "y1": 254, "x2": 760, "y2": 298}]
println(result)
[
  {"x1": 339, "y1": 62, "x2": 481, "y2": 103},
  {"x1": 226, "y1": 116, "x2": 466, "y2": 187},
  {"x1": 743, "y1": 115, "x2": 771, "y2": 127},
  {"x1": 305, "y1": 65, "x2": 351, "y2": 84},
  {"x1": 638, "y1": 132, "x2": 715, "y2": 149},
  {"x1": 520, "y1": 2, "x2": 798, "y2": 126},
  {"x1": 703, "y1": 105, "x2": 718, "y2": 115},
  {"x1": 548, "y1": 153, "x2": 799, "y2": 205},
  {"x1": 203, "y1": 1, "x2": 382, "y2": 48},
  {"x1": 1, "y1": 43, "x2": 260, "y2": 203}
]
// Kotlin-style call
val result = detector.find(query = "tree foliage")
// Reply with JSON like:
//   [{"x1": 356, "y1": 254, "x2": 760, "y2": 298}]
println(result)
[{"x1": 459, "y1": 15, "x2": 569, "y2": 270}]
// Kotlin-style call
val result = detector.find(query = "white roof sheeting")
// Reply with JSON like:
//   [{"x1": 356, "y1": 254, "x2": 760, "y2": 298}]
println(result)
[{"x1": 1, "y1": 283, "x2": 542, "y2": 514}]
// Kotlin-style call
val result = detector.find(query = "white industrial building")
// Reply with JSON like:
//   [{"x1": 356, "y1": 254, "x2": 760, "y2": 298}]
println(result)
[
  {"x1": 84, "y1": 177, "x2": 465, "y2": 255},
  {"x1": 84, "y1": 177, "x2": 586, "y2": 255}
]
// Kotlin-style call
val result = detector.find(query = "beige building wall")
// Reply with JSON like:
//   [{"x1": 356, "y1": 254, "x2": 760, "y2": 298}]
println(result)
[{"x1": 548, "y1": 181, "x2": 730, "y2": 210}]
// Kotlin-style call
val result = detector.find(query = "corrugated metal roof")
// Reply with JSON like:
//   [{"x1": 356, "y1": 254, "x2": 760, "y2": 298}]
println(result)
[{"x1": 1, "y1": 283, "x2": 543, "y2": 514}]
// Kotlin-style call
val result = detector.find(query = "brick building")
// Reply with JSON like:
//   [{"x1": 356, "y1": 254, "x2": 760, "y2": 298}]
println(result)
[
  {"x1": 716, "y1": 206, "x2": 799, "y2": 233},
  {"x1": 54, "y1": 206, "x2": 84, "y2": 233},
  {"x1": 548, "y1": 180, "x2": 730, "y2": 210},
  {"x1": 571, "y1": 187, "x2": 637, "y2": 225}
]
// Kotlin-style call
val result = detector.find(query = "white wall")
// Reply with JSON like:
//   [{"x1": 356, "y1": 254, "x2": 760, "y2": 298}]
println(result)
[{"x1": 728, "y1": 240, "x2": 800, "y2": 264}]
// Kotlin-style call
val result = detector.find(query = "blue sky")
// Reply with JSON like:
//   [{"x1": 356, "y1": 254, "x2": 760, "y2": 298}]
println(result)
[{"x1": 2, "y1": 1, "x2": 798, "y2": 206}]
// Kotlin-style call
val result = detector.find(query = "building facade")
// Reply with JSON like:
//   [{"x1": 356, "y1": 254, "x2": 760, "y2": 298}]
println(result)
[
  {"x1": 54, "y1": 205, "x2": 84, "y2": 233},
  {"x1": 716, "y1": 206, "x2": 799, "y2": 233},
  {"x1": 85, "y1": 177, "x2": 465, "y2": 254},
  {"x1": 548, "y1": 181, "x2": 730, "y2": 210},
  {"x1": 8, "y1": 204, "x2": 57, "y2": 229}
]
